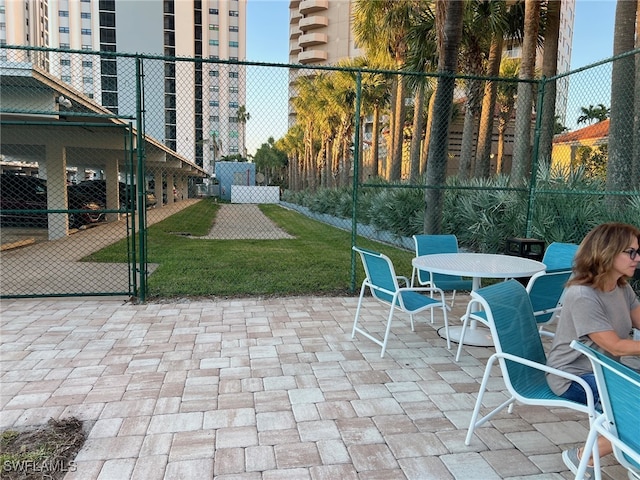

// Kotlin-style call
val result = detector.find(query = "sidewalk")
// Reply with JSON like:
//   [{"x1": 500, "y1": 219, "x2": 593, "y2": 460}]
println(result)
[{"x1": 0, "y1": 294, "x2": 629, "y2": 480}]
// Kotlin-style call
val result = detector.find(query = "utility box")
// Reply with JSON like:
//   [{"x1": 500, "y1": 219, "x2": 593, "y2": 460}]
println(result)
[{"x1": 505, "y1": 237, "x2": 545, "y2": 262}]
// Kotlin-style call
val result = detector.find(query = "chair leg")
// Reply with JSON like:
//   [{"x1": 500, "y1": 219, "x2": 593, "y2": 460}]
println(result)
[
  {"x1": 351, "y1": 283, "x2": 367, "y2": 339},
  {"x1": 380, "y1": 305, "x2": 396, "y2": 358},
  {"x1": 576, "y1": 416, "x2": 604, "y2": 480},
  {"x1": 465, "y1": 355, "x2": 515, "y2": 445},
  {"x1": 455, "y1": 313, "x2": 470, "y2": 362},
  {"x1": 441, "y1": 304, "x2": 451, "y2": 350}
]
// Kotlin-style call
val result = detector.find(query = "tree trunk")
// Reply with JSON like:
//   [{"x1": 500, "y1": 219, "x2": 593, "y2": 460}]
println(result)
[
  {"x1": 410, "y1": 83, "x2": 425, "y2": 183},
  {"x1": 511, "y1": 0, "x2": 540, "y2": 184},
  {"x1": 538, "y1": 0, "x2": 562, "y2": 167},
  {"x1": 390, "y1": 74, "x2": 406, "y2": 180},
  {"x1": 475, "y1": 36, "x2": 503, "y2": 178},
  {"x1": 632, "y1": 0, "x2": 640, "y2": 184},
  {"x1": 607, "y1": 0, "x2": 637, "y2": 197},
  {"x1": 421, "y1": 89, "x2": 436, "y2": 176},
  {"x1": 458, "y1": 102, "x2": 476, "y2": 179},
  {"x1": 371, "y1": 104, "x2": 381, "y2": 177},
  {"x1": 424, "y1": 0, "x2": 464, "y2": 234}
]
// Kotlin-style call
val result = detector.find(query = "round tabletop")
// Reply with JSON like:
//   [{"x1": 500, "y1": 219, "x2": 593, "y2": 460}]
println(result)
[{"x1": 412, "y1": 252, "x2": 546, "y2": 284}]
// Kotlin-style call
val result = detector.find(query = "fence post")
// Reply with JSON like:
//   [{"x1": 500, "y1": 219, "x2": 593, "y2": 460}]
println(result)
[
  {"x1": 526, "y1": 76, "x2": 546, "y2": 237},
  {"x1": 350, "y1": 71, "x2": 362, "y2": 293},
  {"x1": 135, "y1": 56, "x2": 148, "y2": 302}
]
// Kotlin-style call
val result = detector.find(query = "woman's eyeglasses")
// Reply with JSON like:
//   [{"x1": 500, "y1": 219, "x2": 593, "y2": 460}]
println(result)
[{"x1": 622, "y1": 248, "x2": 639, "y2": 260}]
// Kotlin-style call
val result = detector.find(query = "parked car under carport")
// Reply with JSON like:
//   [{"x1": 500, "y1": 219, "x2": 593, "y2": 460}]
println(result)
[
  {"x1": 0, "y1": 174, "x2": 105, "y2": 228},
  {"x1": 68, "y1": 179, "x2": 157, "y2": 210}
]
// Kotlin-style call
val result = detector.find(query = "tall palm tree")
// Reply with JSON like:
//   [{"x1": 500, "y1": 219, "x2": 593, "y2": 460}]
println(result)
[
  {"x1": 424, "y1": 0, "x2": 465, "y2": 234},
  {"x1": 353, "y1": 0, "x2": 422, "y2": 181},
  {"x1": 475, "y1": 0, "x2": 525, "y2": 178},
  {"x1": 634, "y1": 2, "x2": 640, "y2": 183},
  {"x1": 607, "y1": 0, "x2": 638, "y2": 196},
  {"x1": 457, "y1": 0, "x2": 508, "y2": 179},
  {"x1": 405, "y1": 2, "x2": 438, "y2": 183},
  {"x1": 496, "y1": 56, "x2": 520, "y2": 174},
  {"x1": 537, "y1": 0, "x2": 562, "y2": 166},
  {"x1": 236, "y1": 105, "x2": 250, "y2": 159},
  {"x1": 577, "y1": 104, "x2": 610, "y2": 125},
  {"x1": 511, "y1": 0, "x2": 541, "y2": 183}
]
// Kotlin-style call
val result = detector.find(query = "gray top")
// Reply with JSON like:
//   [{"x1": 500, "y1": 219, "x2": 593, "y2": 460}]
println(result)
[{"x1": 546, "y1": 283, "x2": 640, "y2": 395}]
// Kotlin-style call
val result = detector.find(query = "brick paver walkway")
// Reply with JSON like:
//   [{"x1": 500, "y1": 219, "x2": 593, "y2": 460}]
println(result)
[{"x1": 0, "y1": 295, "x2": 630, "y2": 479}]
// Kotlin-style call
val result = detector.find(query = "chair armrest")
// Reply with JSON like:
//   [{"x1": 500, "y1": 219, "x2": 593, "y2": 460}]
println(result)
[
  {"x1": 396, "y1": 275, "x2": 410, "y2": 287},
  {"x1": 491, "y1": 351, "x2": 597, "y2": 416}
]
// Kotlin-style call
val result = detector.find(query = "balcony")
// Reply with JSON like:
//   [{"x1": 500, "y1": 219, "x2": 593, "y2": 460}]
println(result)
[
  {"x1": 290, "y1": 25, "x2": 301, "y2": 39},
  {"x1": 298, "y1": 32, "x2": 327, "y2": 48},
  {"x1": 289, "y1": 9, "x2": 301, "y2": 24},
  {"x1": 299, "y1": 0, "x2": 328, "y2": 15},
  {"x1": 299, "y1": 15, "x2": 328, "y2": 32},
  {"x1": 289, "y1": 0, "x2": 301, "y2": 7},
  {"x1": 298, "y1": 49, "x2": 328, "y2": 64}
]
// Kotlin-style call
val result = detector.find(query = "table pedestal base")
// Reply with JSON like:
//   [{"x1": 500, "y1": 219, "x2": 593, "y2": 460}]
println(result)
[{"x1": 439, "y1": 325, "x2": 494, "y2": 347}]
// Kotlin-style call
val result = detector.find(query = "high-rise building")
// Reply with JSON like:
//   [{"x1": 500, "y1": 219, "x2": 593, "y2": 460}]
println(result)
[
  {"x1": 288, "y1": 0, "x2": 362, "y2": 66},
  {"x1": 1, "y1": 0, "x2": 247, "y2": 176}
]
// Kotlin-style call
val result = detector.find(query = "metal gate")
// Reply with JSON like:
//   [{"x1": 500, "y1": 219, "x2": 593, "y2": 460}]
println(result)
[{"x1": 0, "y1": 121, "x2": 140, "y2": 299}]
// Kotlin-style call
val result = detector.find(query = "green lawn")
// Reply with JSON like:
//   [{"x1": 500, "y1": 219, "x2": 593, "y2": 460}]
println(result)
[{"x1": 86, "y1": 199, "x2": 415, "y2": 299}]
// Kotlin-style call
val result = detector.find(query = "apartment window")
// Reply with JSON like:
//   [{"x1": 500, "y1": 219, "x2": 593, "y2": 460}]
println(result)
[
  {"x1": 229, "y1": 131, "x2": 239, "y2": 138},
  {"x1": 209, "y1": 40, "x2": 219, "y2": 46},
  {"x1": 209, "y1": 55, "x2": 219, "y2": 60},
  {"x1": 209, "y1": 100, "x2": 219, "y2": 107},
  {"x1": 209, "y1": 24, "x2": 218, "y2": 30},
  {"x1": 229, "y1": 102, "x2": 238, "y2": 108},
  {"x1": 229, "y1": 72, "x2": 238, "y2": 78},
  {"x1": 81, "y1": 28, "x2": 91, "y2": 35},
  {"x1": 229, "y1": 26, "x2": 238, "y2": 32},
  {"x1": 61, "y1": 75, "x2": 71, "y2": 82},
  {"x1": 209, "y1": 115, "x2": 219, "y2": 122},
  {"x1": 229, "y1": 56, "x2": 238, "y2": 62},
  {"x1": 229, "y1": 116, "x2": 238, "y2": 123},
  {"x1": 82, "y1": 60, "x2": 92, "y2": 67},
  {"x1": 59, "y1": 10, "x2": 69, "y2": 17},
  {"x1": 229, "y1": 86, "x2": 238, "y2": 93},
  {"x1": 230, "y1": 146, "x2": 239, "y2": 153},
  {"x1": 209, "y1": 70, "x2": 218, "y2": 77},
  {"x1": 60, "y1": 59, "x2": 71, "y2": 66},
  {"x1": 59, "y1": 27, "x2": 69, "y2": 33},
  {"x1": 229, "y1": 10, "x2": 239, "y2": 17},
  {"x1": 82, "y1": 45, "x2": 92, "y2": 50},
  {"x1": 60, "y1": 43, "x2": 70, "y2": 49},
  {"x1": 209, "y1": 86, "x2": 219, "y2": 92},
  {"x1": 83, "y1": 76, "x2": 93, "y2": 85},
  {"x1": 229, "y1": 41, "x2": 239, "y2": 48},
  {"x1": 81, "y1": 12, "x2": 91, "y2": 19},
  {"x1": 209, "y1": 8, "x2": 218, "y2": 14}
]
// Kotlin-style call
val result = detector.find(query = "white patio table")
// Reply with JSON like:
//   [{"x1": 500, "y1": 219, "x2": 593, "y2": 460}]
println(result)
[{"x1": 412, "y1": 252, "x2": 546, "y2": 346}]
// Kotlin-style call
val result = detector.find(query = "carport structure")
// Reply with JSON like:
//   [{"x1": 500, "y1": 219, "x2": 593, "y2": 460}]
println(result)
[
  {"x1": 1, "y1": 61, "x2": 207, "y2": 240},
  {"x1": 0, "y1": 60, "x2": 207, "y2": 299}
]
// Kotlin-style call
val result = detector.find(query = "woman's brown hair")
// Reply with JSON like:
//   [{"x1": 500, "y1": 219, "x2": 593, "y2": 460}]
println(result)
[{"x1": 568, "y1": 222, "x2": 640, "y2": 291}]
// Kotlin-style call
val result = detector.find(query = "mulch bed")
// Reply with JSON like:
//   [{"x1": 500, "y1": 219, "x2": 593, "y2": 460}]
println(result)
[{"x1": 0, "y1": 418, "x2": 85, "y2": 480}]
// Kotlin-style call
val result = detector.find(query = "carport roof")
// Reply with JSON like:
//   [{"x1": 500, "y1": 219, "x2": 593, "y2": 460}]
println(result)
[{"x1": 0, "y1": 62, "x2": 207, "y2": 178}]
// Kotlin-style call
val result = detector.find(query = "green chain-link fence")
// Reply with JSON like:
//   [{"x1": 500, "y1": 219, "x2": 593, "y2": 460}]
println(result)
[{"x1": 1, "y1": 45, "x2": 638, "y2": 299}]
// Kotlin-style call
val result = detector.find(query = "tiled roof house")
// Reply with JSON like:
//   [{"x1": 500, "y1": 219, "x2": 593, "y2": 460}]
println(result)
[{"x1": 551, "y1": 119, "x2": 609, "y2": 168}]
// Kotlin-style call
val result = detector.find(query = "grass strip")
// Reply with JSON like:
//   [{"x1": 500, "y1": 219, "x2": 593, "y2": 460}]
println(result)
[{"x1": 85, "y1": 199, "x2": 416, "y2": 298}]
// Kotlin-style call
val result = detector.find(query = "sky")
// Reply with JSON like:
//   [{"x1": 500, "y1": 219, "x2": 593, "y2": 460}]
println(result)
[{"x1": 243, "y1": 0, "x2": 619, "y2": 154}]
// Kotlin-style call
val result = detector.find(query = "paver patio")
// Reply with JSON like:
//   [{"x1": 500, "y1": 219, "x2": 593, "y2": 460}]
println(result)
[{"x1": 0, "y1": 294, "x2": 631, "y2": 479}]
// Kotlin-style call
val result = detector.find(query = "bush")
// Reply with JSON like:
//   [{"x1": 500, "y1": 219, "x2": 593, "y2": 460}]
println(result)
[{"x1": 282, "y1": 165, "x2": 639, "y2": 255}]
